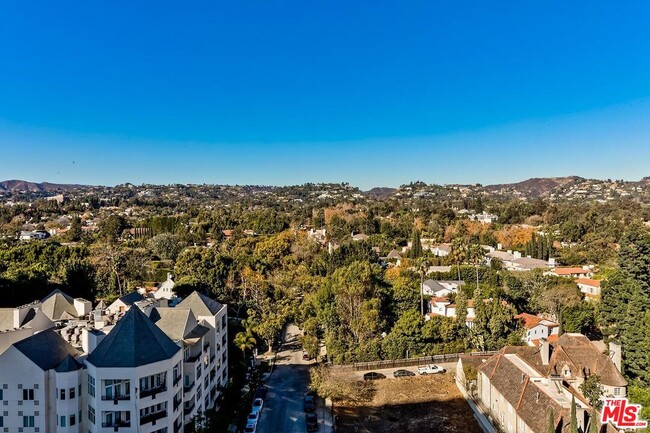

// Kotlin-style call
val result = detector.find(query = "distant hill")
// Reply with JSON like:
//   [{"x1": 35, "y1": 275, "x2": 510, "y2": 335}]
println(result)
[
  {"x1": 365, "y1": 187, "x2": 396, "y2": 197},
  {"x1": 484, "y1": 176, "x2": 586, "y2": 197},
  {"x1": 0, "y1": 180, "x2": 92, "y2": 192}
]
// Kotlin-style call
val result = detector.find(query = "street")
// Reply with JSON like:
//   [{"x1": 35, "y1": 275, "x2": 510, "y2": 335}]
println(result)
[{"x1": 257, "y1": 324, "x2": 331, "y2": 433}]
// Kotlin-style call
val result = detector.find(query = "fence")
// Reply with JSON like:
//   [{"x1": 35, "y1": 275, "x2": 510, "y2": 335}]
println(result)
[{"x1": 330, "y1": 351, "x2": 497, "y2": 372}]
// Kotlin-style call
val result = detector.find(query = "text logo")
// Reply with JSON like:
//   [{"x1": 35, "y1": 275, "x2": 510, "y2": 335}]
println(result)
[{"x1": 601, "y1": 398, "x2": 647, "y2": 429}]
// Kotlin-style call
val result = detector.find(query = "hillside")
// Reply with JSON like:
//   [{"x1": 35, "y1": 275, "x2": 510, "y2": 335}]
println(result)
[
  {"x1": 0, "y1": 180, "x2": 92, "y2": 192},
  {"x1": 484, "y1": 176, "x2": 586, "y2": 197}
]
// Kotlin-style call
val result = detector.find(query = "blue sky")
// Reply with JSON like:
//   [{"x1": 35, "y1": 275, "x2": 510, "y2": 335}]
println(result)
[{"x1": 0, "y1": 1, "x2": 649, "y2": 189}]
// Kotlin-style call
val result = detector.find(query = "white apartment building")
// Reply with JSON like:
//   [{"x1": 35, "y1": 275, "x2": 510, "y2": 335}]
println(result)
[{"x1": 0, "y1": 290, "x2": 228, "y2": 433}]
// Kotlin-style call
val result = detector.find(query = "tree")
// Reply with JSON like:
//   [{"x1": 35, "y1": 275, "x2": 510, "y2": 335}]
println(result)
[
  {"x1": 234, "y1": 319, "x2": 257, "y2": 355},
  {"x1": 539, "y1": 284, "x2": 581, "y2": 335},
  {"x1": 381, "y1": 310, "x2": 424, "y2": 359},
  {"x1": 150, "y1": 233, "x2": 183, "y2": 261},
  {"x1": 588, "y1": 408, "x2": 599, "y2": 433},
  {"x1": 98, "y1": 214, "x2": 126, "y2": 243},
  {"x1": 570, "y1": 395, "x2": 578, "y2": 433},
  {"x1": 579, "y1": 374, "x2": 604, "y2": 410},
  {"x1": 66, "y1": 216, "x2": 83, "y2": 242},
  {"x1": 455, "y1": 289, "x2": 468, "y2": 331},
  {"x1": 547, "y1": 409, "x2": 555, "y2": 433},
  {"x1": 408, "y1": 228, "x2": 423, "y2": 258},
  {"x1": 415, "y1": 257, "x2": 431, "y2": 316},
  {"x1": 468, "y1": 243, "x2": 485, "y2": 292}
]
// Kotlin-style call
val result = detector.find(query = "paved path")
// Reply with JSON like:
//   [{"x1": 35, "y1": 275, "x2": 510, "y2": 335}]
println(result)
[{"x1": 257, "y1": 324, "x2": 333, "y2": 433}]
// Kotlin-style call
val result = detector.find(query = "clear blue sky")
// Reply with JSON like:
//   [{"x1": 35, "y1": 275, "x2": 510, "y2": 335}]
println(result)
[{"x1": 1, "y1": 1, "x2": 649, "y2": 189}]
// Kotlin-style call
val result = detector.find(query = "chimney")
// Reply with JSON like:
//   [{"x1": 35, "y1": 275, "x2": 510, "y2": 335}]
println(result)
[
  {"x1": 82, "y1": 328, "x2": 105, "y2": 354},
  {"x1": 497, "y1": 243, "x2": 503, "y2": 250},
  {"x1": 540, "y1": 338, "x2": 550, "y2": 366},
  {"x1": 167, "y1": 272, "x2": 173, "y2": 281},
  {"x1": 609, "y1": 340, "x2": 622, "y2": 372},
  {"x1": 514, "y1": 251, "x2": 522, "y2": 260},
  {"x1": 548, "y1": 257, "x2": 556, "y2": 266}
]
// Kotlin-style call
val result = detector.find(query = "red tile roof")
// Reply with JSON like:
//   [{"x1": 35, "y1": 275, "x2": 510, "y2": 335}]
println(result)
[
  {"x1": 554, "y1": 267, "x2": 589, "y2": 275},
  {"x1": 575, "y1": 278, "x2": 600, "y2": 287}
]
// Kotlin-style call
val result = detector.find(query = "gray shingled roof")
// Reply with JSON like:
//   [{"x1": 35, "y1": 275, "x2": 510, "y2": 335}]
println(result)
[
  {"x1": 41, "y1": 290, "x2": 79, "y2": 321},
  {"x1": 118, "y1": 291, "x2": 145, "y2": 306},
  {"x1": 149, "y1": 307, "x2": 196, "y2": 341},
  {"x1": 177, "y1": 291, "x2": 223, "y2": 317},
  {"x1": 86, "y1": 306, "x2": 180, "y2": 368},
  {"x1": 13, "y1": 329, "x2": 81, "y2": 371},
  {"x1": 55, "y1": 354, "x2": 83, "y2": 373}
]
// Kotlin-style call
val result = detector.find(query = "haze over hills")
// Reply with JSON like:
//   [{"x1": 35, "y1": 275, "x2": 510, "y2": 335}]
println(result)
[{"x1": 1, "y1": 176, "x2": 650, "y2": 199}]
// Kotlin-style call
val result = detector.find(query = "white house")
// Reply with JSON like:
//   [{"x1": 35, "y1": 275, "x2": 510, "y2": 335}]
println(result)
[
  {"x1": 514, "y1": 313, "x2": 560, "y2": 345},
  {"x1": 421, "y1": 279, "x2": 463, "y2": 297},
  {"x1": 153, "y1": 273, "x2": 180, "y2": 306},
  {"x1": 575, "y1": 278, "x2": 601, "y2": 300},
  {"x1": 427, "y1": 297, "x2": 476, "y2": 327},
  {"x1": 19, "y1": 231, "x2": 49, "y2": 241},
  {"x1": 106, "y1": 291, "x2": 145, "y2": 315}
]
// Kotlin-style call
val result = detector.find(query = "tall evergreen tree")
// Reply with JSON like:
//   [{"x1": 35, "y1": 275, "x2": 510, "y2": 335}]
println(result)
[
  {"x1": 408, "y1": 228, "x2": 423, "y2": 258},
  {"x1": 570, "y1": 395, "x2": 578, "y2": 433},
  {"x1": 588, "y1": 408, "x2": 599, "y2": 433},
  {"x1": 547, "y1": 409, "x2": 555, "y2": 433}
]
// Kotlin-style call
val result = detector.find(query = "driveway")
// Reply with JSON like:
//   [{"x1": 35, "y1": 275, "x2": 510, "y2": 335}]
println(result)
[{"x1": 256, "y1": 324, "x2": 317, "y2": 433}]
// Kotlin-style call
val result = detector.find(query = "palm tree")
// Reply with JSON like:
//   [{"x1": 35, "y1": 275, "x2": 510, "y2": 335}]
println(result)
[
  {"x1": 450, "y1": 238, "x2": 466, "y2": 281},
  {"x1": 468, "y1": 244, "x2": 486, "y2": 292},
  {"x1": 234, "y1": 319, "x2": 257, "y2": 355},
  {"x1": 415, "y1": 256, "x2": 432, "y2": 316}
]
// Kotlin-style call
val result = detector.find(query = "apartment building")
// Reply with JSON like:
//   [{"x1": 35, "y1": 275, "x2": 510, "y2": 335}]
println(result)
[{"x1": 0, "y1": 289, "x2": 228, "y2": 433}]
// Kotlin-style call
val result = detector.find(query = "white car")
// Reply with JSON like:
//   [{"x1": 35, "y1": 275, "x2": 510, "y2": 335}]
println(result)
[
  {"x1": 417, "y1": 364, "x2": 446, "y2": 375},
  {"x1": 251, "y1": 398, "x2": 264, "y2": 414},
  {"x1": 247, "y1": 412, "x2": 259, "y2": 423},
  {"x1": 244, "y1": 419, "x2": 257, "y2": 433}
]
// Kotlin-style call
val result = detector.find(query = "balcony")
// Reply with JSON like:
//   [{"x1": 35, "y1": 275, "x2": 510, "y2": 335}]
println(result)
[
  {"x1": 173, "y1": 397, "x2": 182, "y2": 412},
  {"x1": 173, "y1": 374, "x2": 182, "y2": 387},
  {"x1": 101, "y1": 394, "x2": 130, "y2": 403},
  {"x1": 140, "y1": 410, "x2": 167, "y2": 425},
  {"x1": 102, "y1": 420, "x2": 131, "y2": 428},
  {"x1": 185, "y1": 354, "x2": 200, "y2": 363},
  {"x1": 210, "y1": 353, "x2": 216, "y2": 364},
  {"x1": 184, "y1": 401, "x2": 196, "y2": 414},
  {"x1": 183, "y1": 382, "x2": 195, "y2": 393},
  {"x1": 140, "y1": 384, "x2": 167, "y2": 399}
]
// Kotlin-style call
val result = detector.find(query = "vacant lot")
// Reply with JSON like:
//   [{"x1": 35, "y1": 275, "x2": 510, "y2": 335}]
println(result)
[{"x1": 333, "y1": 373, "x2": 482, "y2": 433}]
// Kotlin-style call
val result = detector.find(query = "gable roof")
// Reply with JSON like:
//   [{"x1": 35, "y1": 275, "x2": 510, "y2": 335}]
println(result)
[
  {"x1": 86, "y1": 306, "x2": 180, "y2": 368},
  {"x1": 150, "y1": 307, "x2": 196, "y2": 341},
  {"x1": 41, "y1": 290, "x2": 79, "y2": 321},
  {"x1": 13, "y1": 329, "x2": 81, "y2": 371},
  {"x1": 575, "y1": 278, "x2": 600, "y2": 287},
  {"x1": 177, "y1": 292, "x2": 223, "y2": 317},
  {"x1": 117, "y1": 291, "x2": 145, "y2": 306},
  {"x1": 554, "y1": 267, "x2": 589, "y2": 275},
  {"x1": 55, "y1": 354, "x2": 84, "y2": 373}
]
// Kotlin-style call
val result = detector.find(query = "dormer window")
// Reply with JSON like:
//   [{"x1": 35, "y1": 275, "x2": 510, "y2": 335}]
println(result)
[{"x1": 563, "y1": 368, "x2": 571, "y2": 377}]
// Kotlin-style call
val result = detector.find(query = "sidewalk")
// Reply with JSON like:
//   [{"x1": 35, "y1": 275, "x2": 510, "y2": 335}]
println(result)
[{"x1": 316, "y1": 396, "x2": 334, "y2": 433}]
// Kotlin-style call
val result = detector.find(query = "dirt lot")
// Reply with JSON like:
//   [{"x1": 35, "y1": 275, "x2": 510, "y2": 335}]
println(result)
[{"x1": 333, "y1": 373, "x2": 482, "y2": 433}]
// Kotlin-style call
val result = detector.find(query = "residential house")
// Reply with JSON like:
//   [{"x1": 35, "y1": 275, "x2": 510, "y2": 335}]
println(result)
[
  {"x1": 40, "y1": 290, "x2": 92, "y2": 322},
  {"x1": 514, "y1": 313, "x2": 560, "y2": 346},
  {"x1": 430, "y1": 243, "x2": 451, "y2": 257},
  {"x1": 0, "y1": 303, "x2": 54, "y2": 354},
  {"x1": 548, "y1": 267, "x2": 593, "y2": 279},
  {"x1": 421, "y1": 279, "x2": 463, "y2": 297},
  {"x1": 476, "y1": 334, "x2": 626, "y2": 433},
  {"x1": 106, "y1": 291, "x2": 145, "y2": 315},
  {"x1": 427, "y1": 297, "x2": 476, "y2": 327},
  {"x1": 575, "y1": 278, "x2": 601, "y2": 301},
  {"x1": 351, "y1": 232, "x2": 368, "y2": 241},
  {"x1": 469, "y1": 211, "x2": 499, "y2": 224},
  {"x1": 152, "y1": 273, "x2": 180, "y2": 306}
]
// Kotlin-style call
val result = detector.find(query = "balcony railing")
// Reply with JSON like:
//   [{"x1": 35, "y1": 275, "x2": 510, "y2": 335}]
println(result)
[
  {"x1": 185, "y1": 354, "x2": 200, "y2": 363},
  {"x1": 173, "y1": 374, "x2": 181, "y2": 387},
  {"x1": 173, "y1": 398, "x2": 182, "y2": 412},
  {"x1": 183, "y1": 382, "x2": 195, "y2": 393},
  {"x1": 140, "y1": 410, "x2": 167, "y2": 425},
  {"x1": 101, "y1": 394, "x2": 130, "y2": 402},
  {"x1": 140, "y1": 384, "x2": 167, "y2": 399},
  {"x1": 184, "y1": 401, "x2": 196, "y2": 414},
  {"x1": 102, "y1": 420, "x2": 131, "y2": 428}
]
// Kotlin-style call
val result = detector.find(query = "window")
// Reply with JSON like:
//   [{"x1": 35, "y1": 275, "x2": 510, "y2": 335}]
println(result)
[
  {"x1": 88, "y1": 406, "x2": 95, "y2": 425},
  {"x1": 23, "y1": 389, "x2": 34, "y2": 400},
  {"x1": 614, "y1": 387, "x2": 621, "y2": 396},
  {"x1": 87, "y1": 375, "x2": 95, "y2": 397},
  {"x1": 0, "y1": 416, "x2": 3, "y2": 427},
  {"x1": 60, "y1": 389, "x2": 66, "y2": 400},
  {"x1": 140, "y1": 372, "x2": 166, "y2": 393},
  {"x1": 103, "y1": 379, "x2": 130, "y2": 400},
  {"x1": 0, "y1": 389, "x2": 3, "y2": 400},
  {"x1": 70, "y1": 414, "x2": 76, "y2": 426},
  {"x1": 23, "y1": 416, "x2": 35, "y2": 427},
  {"x1": 184, "y1": 346, "x2": 190, "y2": 361},
  {"x1": 69, "y1": 387, "x2": 75, "y2": 399},
  {"x1": 60, "y1": 415, "x2": 66, "y2": 427}
]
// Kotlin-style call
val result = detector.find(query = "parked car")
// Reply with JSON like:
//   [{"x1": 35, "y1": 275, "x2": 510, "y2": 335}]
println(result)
[
  {"x1": 304, "y1": 395, "x2": 316, "y2": 412},
  {"x1": 393, "y1": 369, "x2": 416, "y2": 378},
  {"x1": 306, "y1": 412, "x2": 318, "y2": 431},
  {"x1": 417, "y1": 364, "x2": 446, "y2": 375},
  {"x1": 244, "y1": 419, "x2": 257, "y2": 433},
  {"x1": 251, "y1": 398, "x2": 264, "y2": 414},
  {"x1": 303, "y1": 351, "x2": 311, "y2": 361},
  {"x1": 363, "y1": 372, "x2": 386, "y2": 381},
  {"x1": 247, "y1": 412, "x2": 259, "y2": 423}
]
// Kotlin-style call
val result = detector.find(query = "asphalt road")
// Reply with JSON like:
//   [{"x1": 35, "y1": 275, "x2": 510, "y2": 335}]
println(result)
[{"x1": 257, "y1": 324, "x2": 312, "y2": 433}]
